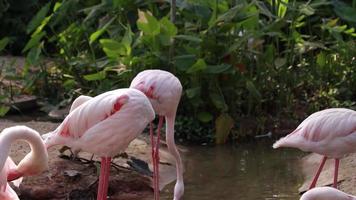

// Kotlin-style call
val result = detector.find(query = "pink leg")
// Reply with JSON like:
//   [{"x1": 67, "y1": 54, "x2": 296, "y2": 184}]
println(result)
[
  {"x1": 97, "y1": 157, "x2": 111, "y2": 200},
  {"x1": 333, "y1": 159, "x2": 340, "y2": 188},
  {"x1": 309, "y1": 156, "x2": 327, "y2": 189},
  {"x1": 150, "y1": 122, "x2": 158, "y2": 200},
  {"x1": 154, "y1": 116, "x2": 164, "y2": 200}
]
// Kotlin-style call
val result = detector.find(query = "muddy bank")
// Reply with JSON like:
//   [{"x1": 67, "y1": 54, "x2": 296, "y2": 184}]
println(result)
[
  {"x1": 0, "y1": 118, "x2": 179, "y2": 200},
  {"x1": 299, "y1": 153, "x2": 356, "y2": 195}
]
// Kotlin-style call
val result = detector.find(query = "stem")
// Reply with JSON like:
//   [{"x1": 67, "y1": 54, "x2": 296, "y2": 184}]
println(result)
[{"x1": 169, "y1": 0, "x2": 176, "y2": 72}]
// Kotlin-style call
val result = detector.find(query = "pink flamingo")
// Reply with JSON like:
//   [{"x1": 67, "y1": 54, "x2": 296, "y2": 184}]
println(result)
[
  {"x1": 1, "y1": 158, "x2": 21, "y2": 200},
  {"x1": 130, "y1": 69, "x2": 184, "y2": 200},
  {"x1": 300, "y1": 187, "x2": 356, "y2": 200},
  {"x1": 43, "y1": 88, "x2": 155, "y2": 200},
  {"x1": 273, "y1": 108, "x2": 356, "y2": 189},
  {"x1": 0, "y1": 126, "x2": 49, "y2": 199}
]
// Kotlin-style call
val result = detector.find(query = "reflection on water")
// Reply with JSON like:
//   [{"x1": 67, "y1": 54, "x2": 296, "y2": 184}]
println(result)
[{"x1": 161, "y1": 141, "x2": 304, "y2": 200}]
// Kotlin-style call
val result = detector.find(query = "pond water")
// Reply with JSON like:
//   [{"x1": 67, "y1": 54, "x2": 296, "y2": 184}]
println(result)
[{"x1": 161, "y1": 141, "x2": 304, "y2": 200}]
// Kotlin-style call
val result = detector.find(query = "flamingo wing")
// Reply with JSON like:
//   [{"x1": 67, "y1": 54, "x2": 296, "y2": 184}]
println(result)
[
  {"x1": 69, "y1": 95, "x2": 93, "y2": 113},
  {"x1": 297, "y1": 108, "x2": 356, "y2": 142}
]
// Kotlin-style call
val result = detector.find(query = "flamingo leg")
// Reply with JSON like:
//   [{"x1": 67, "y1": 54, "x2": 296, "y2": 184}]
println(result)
[
  {"x1": 97, "y1": 157, "x2": 111, "y2": 200},
  {"x1": 150, "y1": 122, "x2": 158, "y2": 200},
  {"x1": 333, "y1": 158, "x2": 340, "y2": 188},
  {"x1": 154, "y1": 116, "x2": 164, "y2": 200},
  {"x1": 309, "y1": 156, "x2": 327, "y2": 189}
]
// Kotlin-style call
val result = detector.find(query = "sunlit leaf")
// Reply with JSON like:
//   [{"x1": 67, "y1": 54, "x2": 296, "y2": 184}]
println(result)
[
  {"x1": 187, "y1": 58, "x2": 207, "y2": 73},
  {"x1": 278, "y1": 0, "x2": 288, "y2": 18},
  {"x1": 100, "y1": 39, "x2": 127, "y2": 58},
  {"x1": 89, "y1": 17, "x2": 116, "y2": 44},
  {"x1": 27, "y1": 2, "x2": 51, "y2": 34},
  {"x1": 316, "y1": 52, "x2": 326, "y2": 67},
  {"x1": 83, "y1": 71, "x2": 106, "y2": 81},
  {"x1": 63, "y1": 79, "x2": 76, "y2": 89},
  {"x1": 137, "y1": 10, "x2": 160, "y2": 36},
  {"x1": 299, "y1": 4, "x2": 315, "y2": 16},
  {"x1": 0, "y1": 106, "x2": 10, "y2": 117},
  {"x1": 215, "y1": 113, "x2": 234, "y2": 144},
  {"x1": 160, "y1": 17, "x2": 177, "y2": 37},
  {"x1": 22, "y1": 31, "x2": 46, "y2": 53}
]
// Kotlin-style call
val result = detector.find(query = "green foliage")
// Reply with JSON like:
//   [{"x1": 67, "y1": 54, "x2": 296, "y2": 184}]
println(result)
[{"x1": 2, "y1": 0, "x2": 356, "y2": 143}]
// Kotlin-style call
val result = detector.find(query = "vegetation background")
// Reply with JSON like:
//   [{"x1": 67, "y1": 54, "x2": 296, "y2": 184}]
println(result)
[{"x1": 1, "y1": 0, "x2": 355, "y2": 144}]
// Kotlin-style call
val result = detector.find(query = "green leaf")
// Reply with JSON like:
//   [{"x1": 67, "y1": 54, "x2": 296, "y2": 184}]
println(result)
[
  {"x1": 160, "y1": 17, "x2": 177, "y2": 37},
  {"x1": 90, "y1": 29, "x2": 106, "y2": 44},
  {"x1": 0, "y1": 106, "x2": 10, "y2": 117},
  {"x1": 215, "y1": 113, "x2": 234, "y2": 144},
  {"x1": 278, "y1": 0, "x2": 289, "y2": 18},
  {"x1": 27, "y1": 2, "x2": 51, "y2": 34},
  {"x1": 63, "y1": 79, "x2": 76, "y2": 89},
  {"x1": 274, "y1": 57, "x2": 286, "y2": 68},
  {"x1": 121, "y1": 27, "x2": 133, "y2": 55},
  {"x1": 137, "y1": 10, "x2": 160, "y2": 36},
  {"x1": 0, "y1": 37, "x2": 10, "y2": 52},
  {"x1": 186, "y1": 87, "x2": 201, "y2": 99},
  {"x1": 187, "y1": 58, "x2": 207, "y2": 73},
  {"x1": 316, "y1": 52, "x2": 326, "y2": 67},
  {"x1": 26, "y1": 45, "x2": 41, "y2": 65},
  {"x1": 83, "y1": 71, "x2": 106, "y2": 81},
  {"x1": 210, "y1": 92, "x2": 227, "y2": 111},
  {"x1": 100, "y1": 39, "x2": 127, "y2": 58},
  {"x1": 333, "y1": 1, "x2": 356, "y2": 23},
  {"x1": 89, "y1": 17, "x2": 116, "y2": 44},
  {"x1": 197, "y1": 112, "x2": 213, "y2": 123},
  {"x1": 175, "y1": 55, "x2": 196, "y2": 71},
  {"x1": 22, "y1": 31, "x2": 46, "y2": 53},
  {"x1": 246, "y1": 80, "x2": 261, "y2": 99},
  {"x1": 205, "y1": 64, "x2": 232, "y2": 74},
  {"x1": 300, "y1": 4, "x2": 315, "y2": 16},
  {"x1": 175, "y1": 35, "x2": 202, "y2": 43}
]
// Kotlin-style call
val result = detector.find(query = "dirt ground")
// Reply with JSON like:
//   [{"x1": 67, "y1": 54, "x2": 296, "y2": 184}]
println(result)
[
  {"x1": 0, "y1": 117, "x2": 179, "y2": 200},
  {"x1": 299, "y1": 153, "x2": 356, "y2": 196}
]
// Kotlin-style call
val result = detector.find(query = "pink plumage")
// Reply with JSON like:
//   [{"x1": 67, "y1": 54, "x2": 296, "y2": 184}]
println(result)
[
  {"x1": 0, "y1": 158, "x2": 21, "y2": 200},
  {"x1": 0, "y1": 126, "x2": 48, "y2": 200},
  {"x1": 44, "y1": 88, "x2": 155, "y2": 157},
  {"x1": 130, "y1": 69, "x2": 184, "y2": 200},
  {"x1": 300, "y1": 187, "x2": 356, "y2": 200},
  {"x1": 273, "y1": 108, "x2": 356, "y2": 189},
  {"x1": 273, "y1": 108, "x2": 356, "y2": 158},
  {"x1": 43, "y1": 88, "x2": 155, "y2": 200}
]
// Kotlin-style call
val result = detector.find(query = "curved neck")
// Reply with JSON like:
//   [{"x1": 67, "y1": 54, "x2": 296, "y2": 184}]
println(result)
[
  {"x1": 165, "y1": 114, "x2": 184, "y2": 185},
  {"x1": 0, "y1": 126, "x2": 47, "y2": 174}
]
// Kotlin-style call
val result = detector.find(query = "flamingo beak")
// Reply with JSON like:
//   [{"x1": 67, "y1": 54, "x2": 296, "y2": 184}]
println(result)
[{"x1": 7, "y1": 169, "x2": 23, "y2": 182}]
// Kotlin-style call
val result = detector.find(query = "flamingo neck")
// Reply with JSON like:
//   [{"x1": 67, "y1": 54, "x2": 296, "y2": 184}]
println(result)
[
  {"x1": 0, "y1": 126, "x2": 48, "y2": 178},
  {"x1": 165, "y1": 114, "x2": 184, "y2": 199}
]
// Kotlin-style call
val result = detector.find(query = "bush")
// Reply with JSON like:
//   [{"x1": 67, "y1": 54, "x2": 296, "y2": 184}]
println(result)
[{"x1": 3, "y1": 0, "x2": 356, "y2": 143}]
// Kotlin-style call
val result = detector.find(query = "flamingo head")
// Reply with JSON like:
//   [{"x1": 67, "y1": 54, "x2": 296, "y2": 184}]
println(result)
[
  {"x1": 8, "y1": 147, "x2": 48, "y2": 181},
  {"x1": 173, "y1": 181, "x2": 184, "y2": 200}
]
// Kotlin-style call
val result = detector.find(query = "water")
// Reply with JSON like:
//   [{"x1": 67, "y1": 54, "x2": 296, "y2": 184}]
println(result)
[{"x1": 161, "y1": 141, "x2": 304, "y2": 200}]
